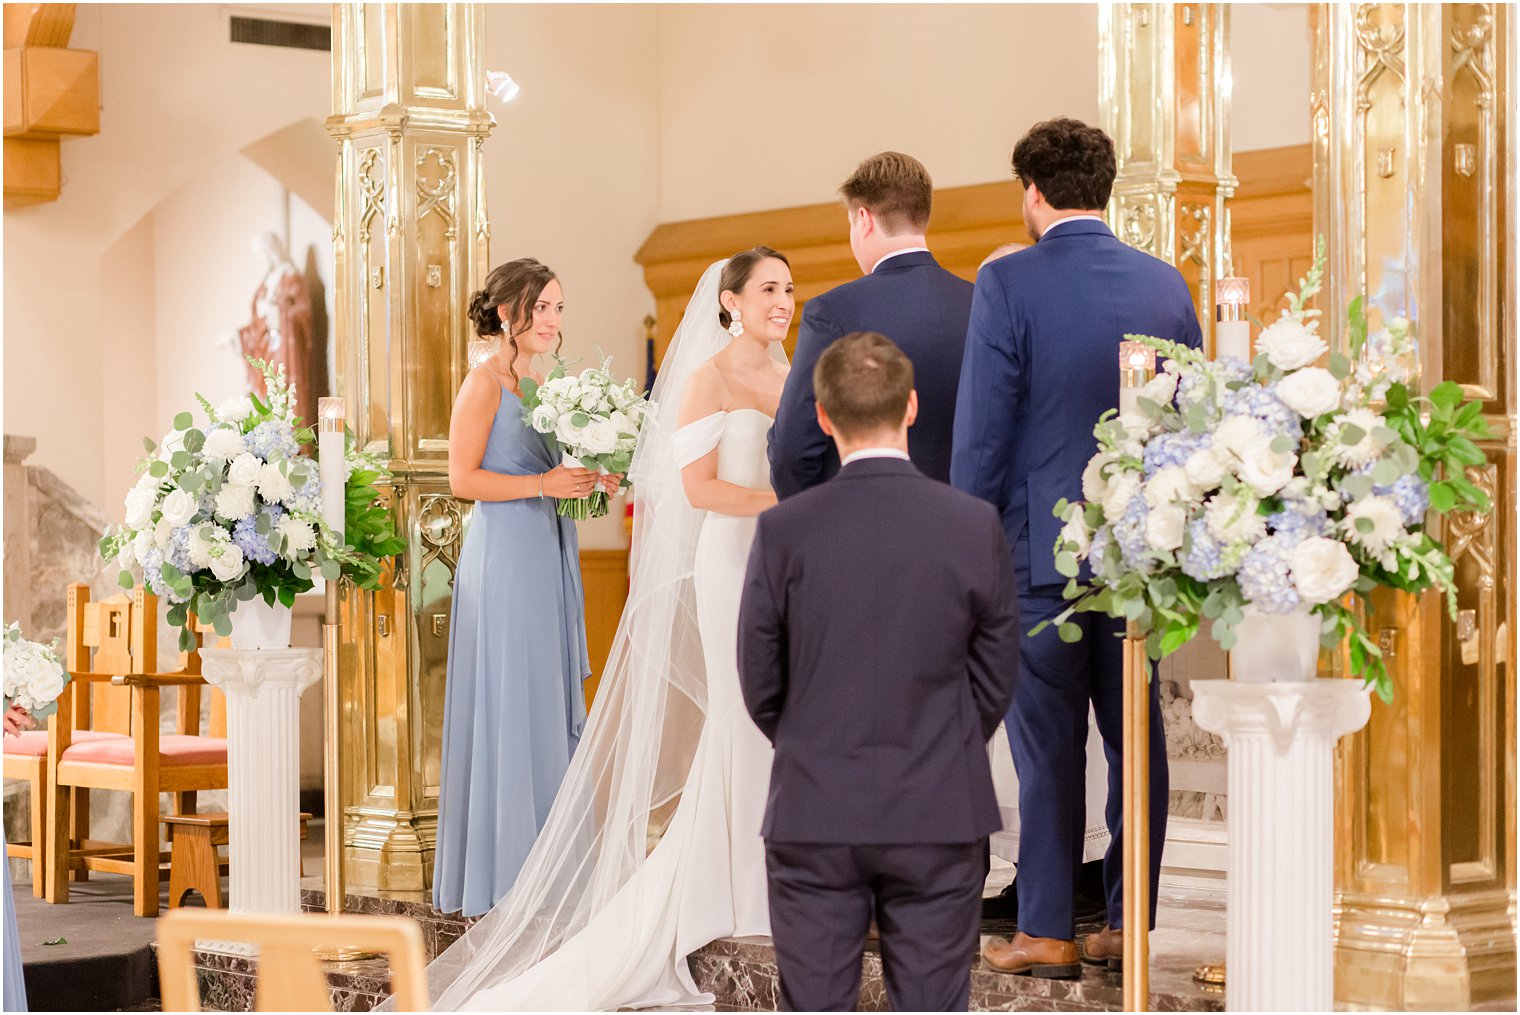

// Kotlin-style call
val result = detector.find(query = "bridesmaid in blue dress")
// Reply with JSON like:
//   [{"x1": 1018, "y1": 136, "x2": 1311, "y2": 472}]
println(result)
[
  {"x1": 5, "y1": 703, "x2": 33, "y2": 1012},
  {"x1": 434, "y1": 259, "x2": 616, "y2": 917}
]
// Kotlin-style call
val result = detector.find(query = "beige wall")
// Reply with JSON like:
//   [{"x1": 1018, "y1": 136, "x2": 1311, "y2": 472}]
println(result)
[{"x1": 1232, "y1": 3, "x2": 1312, "y2": 152}]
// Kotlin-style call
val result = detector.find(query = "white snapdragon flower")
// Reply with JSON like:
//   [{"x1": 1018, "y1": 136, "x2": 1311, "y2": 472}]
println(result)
[
  {"x1": 160, "y1": 489, "x2": 198, "y2": 528},
  {"x1": 1237, "y1": 437, "x2": 1297, "y2": 497},
  {"x1": 1184, "y1": 447, "x2": 1230, "y2": 491},
  {"x1": 1344, "y1": 495, "x2": 1406, "y2": 554},
  {"x1": 1329, "y1": 407, "x2": 1385, "y2": 468},
  {"x1": 215, "y1": 483, "x2": 257, "y2": 521},
  {"x1": 1144, "y1": 465, "x2": 1197, "y2": 508},
  {"x1": 1101, "y1": 470, "x2": 1142, "y2": 523},
  {"x1": 216, "y1": 396, "x2": 254, "y2": 424},
  {"x1": 228, "y1": 453, "x2": 262, "y2": 487},
  {"x1": 1258, "y1": 314, "x2": 1327, "y2": 371},
  {"x1": 202, "y1": 427, "x2": 247, "y2": 461},
  {"x1": 257, "y1": 462, "x2": 295, "y2": 505},
  {"x1": 1205, "y1": 490, "x2": 1267, "y2": 545},
  {"x1": 1290, "y1": 537, "x2": 1359, "y2": 604},
  {"x1": 1145, "y1": 504, "x2": 1187, "y2": 552},
  {"x1": 1276, "y1": 367, "x2": 1342, "y2": 418}
]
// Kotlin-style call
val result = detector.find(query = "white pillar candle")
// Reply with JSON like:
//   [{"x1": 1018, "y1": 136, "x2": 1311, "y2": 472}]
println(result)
[
  {"x1": 1215, "y1": 277, "x2": 1252, "y2": 362},
  {"x1": 318, "y1": 397, "x2": 346, "y2": 544}
]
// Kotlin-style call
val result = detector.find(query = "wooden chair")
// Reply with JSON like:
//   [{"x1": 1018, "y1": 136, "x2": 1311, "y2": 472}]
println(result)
[
  {"x1": 45, "y1": 583, "x2": 229, "y2": 916},
  {"x1": 156, "y1": 909, "x2": 429, "y2": 1012}
]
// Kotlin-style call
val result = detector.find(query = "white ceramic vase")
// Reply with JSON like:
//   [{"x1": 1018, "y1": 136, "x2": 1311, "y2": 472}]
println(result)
[
  {"x1": 228, "y1": 597, "x2": 293, "y2": 650},
  {"x1": 1230, "y1": 605, "x2": 1322, "y2": 682}
]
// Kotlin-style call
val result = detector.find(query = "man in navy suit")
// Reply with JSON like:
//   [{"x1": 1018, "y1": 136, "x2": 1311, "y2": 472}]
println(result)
[
  {"x1": 769, "y1": 151, "x2": 973, "y2": 498},
  {"x1": 952, "y1": 119, "x2": 1202, "y2": 977},
  {"x1": 740, "y1": 333, "x2": 1020, "y2": 1011}
]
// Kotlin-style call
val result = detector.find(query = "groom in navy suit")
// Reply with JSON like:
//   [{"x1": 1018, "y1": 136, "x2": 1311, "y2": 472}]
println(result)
[
  {"x1": 952, "y1": 119, "x2": 1202, "y2": 976},
  {"x1": 769, "y1": 151, "x2": 973, "y2": 498},
  {"x1": 741, "y1": 333, "x2": 1020, "y2": 1011}
]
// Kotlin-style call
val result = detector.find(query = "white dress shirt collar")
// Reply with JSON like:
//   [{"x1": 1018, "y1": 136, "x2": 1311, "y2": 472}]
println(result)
[
  {"x1": 1039, "y1": 214, "x2": 1107, "y2": 239},
  {"x1": 841, "y1": 447, "x2": 912, "y2": 467},
  {"x1": 870, "y1": 247, "x2": 930, "y2": 273}
]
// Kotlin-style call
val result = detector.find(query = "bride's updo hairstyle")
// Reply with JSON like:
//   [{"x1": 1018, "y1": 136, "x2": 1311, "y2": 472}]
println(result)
[
  {"x1": 717, "y1": 246, "x2": 789, "y2": 332},
  {"x1": 467, "y1": 258, "x2": 562, "y2": 383}
]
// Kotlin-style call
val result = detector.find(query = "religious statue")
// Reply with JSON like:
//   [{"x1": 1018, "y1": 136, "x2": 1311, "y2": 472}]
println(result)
[{"x1": 233, "y1": 232, "x2": 323, "y2": 429}]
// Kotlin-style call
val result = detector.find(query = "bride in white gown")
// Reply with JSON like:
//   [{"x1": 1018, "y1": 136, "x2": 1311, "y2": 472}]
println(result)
[{"x1": 404, "y1": 250, "x2": 794, "y2": 1012}]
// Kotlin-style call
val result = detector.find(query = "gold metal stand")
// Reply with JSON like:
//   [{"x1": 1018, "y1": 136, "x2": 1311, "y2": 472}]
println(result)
[{"x1": 1122, "y1": 622, "x2": 1151, "y2": 1012}]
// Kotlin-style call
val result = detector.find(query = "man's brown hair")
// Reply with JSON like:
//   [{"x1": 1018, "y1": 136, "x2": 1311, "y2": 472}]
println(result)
[
  {"x1": 814, "y1": 332, "x2": 915, "y2": 437},
  {"x1": 839, "y1": 152, "x2": 933, "y2": 234}
]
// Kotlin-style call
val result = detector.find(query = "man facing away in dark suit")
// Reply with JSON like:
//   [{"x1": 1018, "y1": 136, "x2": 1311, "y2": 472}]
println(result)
[
  {"x1": 739, "y1": 332, "x2": 1021, "y2": 1011},
  {"x1": 769, "y1": 151, "x2": 973, "y2": 499},
  {"x1": 952, "y1": 118, "x2": 1202, "y2": 978}
]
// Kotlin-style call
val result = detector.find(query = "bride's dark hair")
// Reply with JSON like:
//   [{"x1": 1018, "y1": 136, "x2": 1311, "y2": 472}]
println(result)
[
  {"x1": 467, "y1": 258, "x2": 563, "y2": 386},
  {"x1": 717, "y1": 246, "x2": 789, "y2": 331}
]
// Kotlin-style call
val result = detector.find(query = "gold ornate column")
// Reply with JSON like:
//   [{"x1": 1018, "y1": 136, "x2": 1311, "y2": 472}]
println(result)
[
  {"x1": 1315, "y1": 4, "x2": 1517, "y2": 1008},
  {"x1": 1099, "y1": 2, "x2": 1237, "y2": 354},
  {"x1": 327, "y1": 3, "x2": 492, "y2": 891}
]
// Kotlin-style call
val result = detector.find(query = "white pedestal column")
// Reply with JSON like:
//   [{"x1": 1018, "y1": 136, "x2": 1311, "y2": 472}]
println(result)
[
  {"x1": 202, "y1": 648, "x2": 322, "y2": 914},
  {"x1": 1192, "y1": 679, "x2": 1371, "y2": 1012}
]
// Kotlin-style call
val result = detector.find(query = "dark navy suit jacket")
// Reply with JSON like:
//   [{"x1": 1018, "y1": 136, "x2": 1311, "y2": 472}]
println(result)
[
  {"x1": 950, "y1": 220, "x2": 1203, "y2": 590},
  {"x1": 769, "y1": 251, "x2": 974, "y2": 498},
  {"x1": 737, "y1": 457, "x2": 1020, "y2": 844}
]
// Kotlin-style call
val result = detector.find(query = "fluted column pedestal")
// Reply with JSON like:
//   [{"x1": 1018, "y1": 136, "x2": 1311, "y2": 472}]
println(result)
[
  {"x1": 1192, "y1": 680, "x2": 1371, "y2": 1012},
  {"x1": 202, "y1": 648, "x2": 322, "y2": 913}
]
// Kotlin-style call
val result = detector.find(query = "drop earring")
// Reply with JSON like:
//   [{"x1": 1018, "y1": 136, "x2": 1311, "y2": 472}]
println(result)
[{"x1": 727, "y1": 308, "x2": 744, "y2": 338}]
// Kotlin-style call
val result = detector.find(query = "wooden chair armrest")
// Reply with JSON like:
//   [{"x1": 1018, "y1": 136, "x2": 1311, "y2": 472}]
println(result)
[
  {"x1": 65, "y1": 670, "x2": 123, "y2": 684},
  {"x1": 111, "y1": 673, "x2": 210, "y2": 688}
]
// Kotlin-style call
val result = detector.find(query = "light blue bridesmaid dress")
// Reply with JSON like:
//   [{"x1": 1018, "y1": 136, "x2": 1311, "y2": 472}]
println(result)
[
  {"x1": 432, "y1": 381, "x2": 590, "y2": 918},
  {"x1": 5, "y1": 830, "x2": 28, "y2": 1012}
]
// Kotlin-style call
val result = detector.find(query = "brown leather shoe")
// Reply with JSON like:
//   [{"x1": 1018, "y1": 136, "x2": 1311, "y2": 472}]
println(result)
[
  {"x1": 981, "y1": 932, "x2": 1081, "y2": 979},
  {"x1": 1080, "y1": 925, "x2": 1123, "y2": 970}
]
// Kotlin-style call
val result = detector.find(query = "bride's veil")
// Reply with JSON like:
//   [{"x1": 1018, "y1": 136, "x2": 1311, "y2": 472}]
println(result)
[{"x1": 406, "y1": 259, "x2": 738, "y2": 1010}]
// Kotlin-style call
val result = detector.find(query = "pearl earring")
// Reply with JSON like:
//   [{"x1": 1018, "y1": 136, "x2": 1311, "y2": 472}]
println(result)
[{"x1": 727, "y1": 308, "x2": 744, "y2": 338}]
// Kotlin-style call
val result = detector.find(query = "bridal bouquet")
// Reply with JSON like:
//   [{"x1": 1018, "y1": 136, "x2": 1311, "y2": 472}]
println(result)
[
  {"x1": 520, "y1": 354, "x2": 651, "y2": 520},
  {"x1": 1043, "y1": 249, "x2": 1492, "y2": 700},
  {"x1": 3, "y1": 623, "x2": 69, "y2": 720},
  {"x1": 99, "y1": 358, "x2": 407, "y2": 650}
]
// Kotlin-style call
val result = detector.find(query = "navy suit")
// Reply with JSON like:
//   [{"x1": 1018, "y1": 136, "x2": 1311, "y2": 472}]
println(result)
[
  {"x1": 769, "y1": 251, "x2": 973, "y2": 498},
  {"x1": 739, "y1": 457, "x2": 1020, "y2": 1010},
  {"x1": 950, "y1": 219, "x2": 1202, "y2": 941}
]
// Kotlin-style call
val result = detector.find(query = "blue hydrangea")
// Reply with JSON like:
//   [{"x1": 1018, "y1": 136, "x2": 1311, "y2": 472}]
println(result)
[
  {"x1": 1267, "y1": 500, "x2": 1332, "y2": 548},
  {"x1": 232, "y1": 504, "x2": 284, "y2": 566},
  {"x1": 1088, "y1": 526, "x2": 1114, "y2": 580},
  {"x1": 1237, "y1": 535, "x2": 1302, "y2": 613},
  {"x1": 1177, "y1": 359, "x2": 1253, "y2": 419},
  {"x1": 1143, "y1": 430, "x2": 1208, "y2": 475},
  {"x1": 1113, "y1": 495, "x2": 1152, "y2": 572},
  {"x1": 1375, "y1": 473, "x2": 1430, "y2": 527},
  {"x1": 244, "y1": 420, "x2": 299, "y2": 462},
  {"x1": 164, "y1": 525, "x2": 197, "y2": 574},
  {"x1": 1181, "y1": 519, "x2": 1232, "y2": 581},
  {"x1": 1224, "y1": 384, "x2": 1300, "y2": 438},
  {"x1": 139, "y1": 546, "x2": 167, "y2": 595}
]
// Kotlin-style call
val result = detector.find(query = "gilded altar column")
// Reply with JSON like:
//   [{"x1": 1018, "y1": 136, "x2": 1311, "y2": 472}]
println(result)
[
  {"x1": 1098, "y1": 2, "x2": 1237, "y2": 355},
  {"x1": 327, "y1": 3, "x2": 492, "y2": 891},
  {"x1": 1313, "y1": 4, "x2": 1517, "y2": 1008}
]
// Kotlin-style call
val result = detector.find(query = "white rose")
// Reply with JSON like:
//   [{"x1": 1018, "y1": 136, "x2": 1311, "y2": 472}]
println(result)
[
  {"x1": 1145, "y1": 504, "x2": 1187, "y2": 551},
  {"x1": 202, "y1": 427, "x2": 246, "y2": 461},
  {"x1": 132, "y1": 528, "x2": 156, "y2": 563},
  {"x1": 1139, "y1": 371, "x2": 1179, "y2": 407},
  {"x1": 1144, "y1": 465, "x2": 1197, "y2": 508},
  {"x1": 123, "y1": 485, "x2": 157, "y2": 529},
  {"x1": 257, "y1": 462, "x2": 295, "y2": 505},
  {"x1": 530, "y1": 405, "x2": 557, "y2": 433},
  {"x1": 277, "y1": 516, "x2": 317, "y2": 557},
  {"x1": 158, "y1": 430, "x2": 186, "y2": 460},
  {"x1": 1329, "y1": 407, "x2": 1385, "y2": 468},
  {"x1": 1184, "y1": 447, "x2": 1229, "y2": 491},
  {"x1": 1344, "y1": 494, "x2": 1405, "y2": 554},
  {"x1": 1213, "y1": 415, "x2": 1265, "y2": 460},
  {"x1": 215, "y1": 483, "x2": 257, "y2": 521},
  {"x1": 227, "y1": 453, "x2": 262, "y2": 487},
  {"x1": 1205, "y1": 491, "x2": 1267, "y2": 545},
  {"x1": 1101, "y1": 470, "x2": 1142, "y2": 523},
  {"x1": 554, "y1": 414, "x2": 588, "y2": 448},
  {"x1": 216, "y1": 396, "x2": 254, "y2": 423},
  {"x1": 609, "y1": 410, "x2": 632, "y2": 435},
  {"x1": 1060, "y1": 511, "x2": 1093, "y2": 558},
  {"x1": 1290, "y1": 536, "x2": 1359, "y2": 605},
  {"x1": 160, "y1": 489, "x2": 197, "y2": 528},
  {"x1": 116, "y1": 543, "x2": 136, "y2": 573},
  {"x1": 1276, "y1": 367, "x2": 1343, "y2": 418},
  {"x1": 580, "y1": 420, "x2": 619, "y2": 456},
  {"x1": 1237, "y1": 437, "x2": 1297, "y2": 496},
  {"x1": 208, "y1": 542, "x2": 245, "y2": 582},
  {"x1": 1117, "y1": 411, "x2": 1158, "y2": 441},
  {"x1": 1257, "y1": 314, "x2": 1327, "y2": 371},
  {"x1": 1081, "y1": 453, "x2": 1114, "y2": 503}
]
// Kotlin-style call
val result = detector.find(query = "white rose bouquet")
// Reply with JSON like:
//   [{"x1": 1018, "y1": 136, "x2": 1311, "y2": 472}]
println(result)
[
  {"x1": 4, "y1": 623, "x2": 70, "y2": 720},
  {"x1": 520, "y1": 353, "x2": 652, "y2": 520},
  {"x1": 1042, "y1": 245, "x2": 1493, "y2": 700},
  {"x1": 99, "y1": 357, "x2": 406, "y2": 651}
]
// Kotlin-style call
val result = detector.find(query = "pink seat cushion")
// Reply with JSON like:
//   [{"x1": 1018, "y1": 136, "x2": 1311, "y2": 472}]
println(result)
[
  {"x1": 62, "y1": 734, "x2": 228, "y2": 767},
  {"x1": 4, "y1": 729, "x2": 123, "y2": 758}
]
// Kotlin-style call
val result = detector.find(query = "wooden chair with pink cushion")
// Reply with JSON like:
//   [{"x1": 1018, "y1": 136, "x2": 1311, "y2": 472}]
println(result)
[{"x1": 44, "y1": 582, "x2": 229, "y2": 917}]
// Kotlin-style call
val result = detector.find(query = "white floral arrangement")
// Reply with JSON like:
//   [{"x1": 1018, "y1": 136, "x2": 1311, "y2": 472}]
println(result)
[
  {"x1": 99, "y1": 358, "x2": 396, "y2": 651},
  {"x1": 4, "y1": 623, "x2": 69, "y2": 720},
  {"x1": 1044, "y1": 247, "x2": 1492, "y2": 700},
  {"x1": 520, "y1": 354, "x2": 652, "y2": 520}
]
